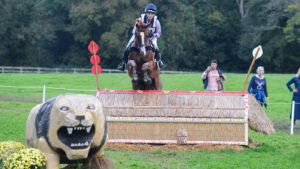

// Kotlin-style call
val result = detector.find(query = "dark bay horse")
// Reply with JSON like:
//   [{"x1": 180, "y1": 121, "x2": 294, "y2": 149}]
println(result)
[{"x1": 127, "y1": 19, "x2": 162, "y2": 90}]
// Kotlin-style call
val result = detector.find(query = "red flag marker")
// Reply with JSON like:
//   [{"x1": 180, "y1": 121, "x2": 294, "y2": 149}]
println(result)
[
  {"x1": 90, "y1": 55, "x2": 101, "y2": 64},
  {"x1": 88, "y1": 40, "x2": 101, "y2": 90},
  {"x1": 91, "y1": 65, "x2": 102, "y2": 75},
  {"x1": 88, "y1": 41, "x2": 99, "y2": 55}
]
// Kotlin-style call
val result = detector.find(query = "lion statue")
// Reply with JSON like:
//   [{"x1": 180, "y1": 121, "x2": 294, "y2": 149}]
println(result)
[{"x1": 26, "y1": 94, "x2": 110, "y2": 169}]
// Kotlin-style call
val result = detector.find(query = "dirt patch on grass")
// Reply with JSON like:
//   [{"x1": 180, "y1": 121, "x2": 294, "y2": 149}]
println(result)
[{"x1": 106, "y1": 142, "x2": 258, "y2": 151}]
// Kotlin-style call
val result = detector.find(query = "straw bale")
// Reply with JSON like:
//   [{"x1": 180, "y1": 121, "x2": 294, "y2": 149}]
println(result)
[{"x1": 248, "y1": 95, "x2": 275, "y2": 134}]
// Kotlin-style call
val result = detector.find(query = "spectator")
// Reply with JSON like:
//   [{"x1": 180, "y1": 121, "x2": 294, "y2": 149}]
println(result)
[
  {"x1": 248, "y1": 66, "x2": 268, "y2": 107},
  {"x1": 286, "y1": 68, "x2": 300, "y2": 125},
  {"x1": 202, "y1": 59, "x2": 225, "y2": 91}
]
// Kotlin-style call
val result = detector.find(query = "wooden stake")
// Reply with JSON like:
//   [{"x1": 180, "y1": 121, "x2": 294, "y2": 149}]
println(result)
[
  {"x1": 242, "y1": 47, "x2": 261, "y2": 93},
  {"x1": 92, "y1": 42, "x2": 100, "y2": 90}
]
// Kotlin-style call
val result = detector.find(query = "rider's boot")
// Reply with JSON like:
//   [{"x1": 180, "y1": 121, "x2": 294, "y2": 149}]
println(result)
[
  {"x1": 154, "y1": 49, "x2": 165, "y2": 68},
  {"x1": 143, "y1": 72, "x2": 152, "y2": 85},
  {"x1": 117, "y1": 48, "x2": 129, "y2": 71}
]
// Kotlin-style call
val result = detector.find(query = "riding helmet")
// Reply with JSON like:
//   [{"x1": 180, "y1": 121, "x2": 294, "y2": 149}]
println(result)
[{"x1": 145, "y1": 3, "x2": 157, "y2": 13}]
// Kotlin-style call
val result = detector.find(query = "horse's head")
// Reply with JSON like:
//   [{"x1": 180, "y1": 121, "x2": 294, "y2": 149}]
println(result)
[
  {"x1": 134, "y1": 19, "x2": 152, "y2": 53},
  {"x1": 135, "y1": 19, "x2": 149, "y2": 32}
]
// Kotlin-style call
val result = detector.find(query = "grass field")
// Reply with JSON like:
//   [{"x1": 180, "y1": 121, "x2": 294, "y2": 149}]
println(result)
[{"x1": 0, "y1": 73, "x2": 299, "y2": 169}]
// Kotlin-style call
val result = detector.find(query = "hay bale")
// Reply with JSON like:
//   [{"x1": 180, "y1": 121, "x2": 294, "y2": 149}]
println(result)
[{"x1": 248, "y1": 95, "x2": 275, "y2": 134}]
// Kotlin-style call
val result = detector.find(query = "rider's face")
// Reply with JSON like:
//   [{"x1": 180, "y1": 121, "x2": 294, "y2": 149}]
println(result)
[{"x1": 146, "y1": 12, "x2": 155, "y2": 20}]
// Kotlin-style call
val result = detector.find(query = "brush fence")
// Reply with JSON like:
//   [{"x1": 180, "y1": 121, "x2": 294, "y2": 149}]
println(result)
[{"x1": 96, "y1": 90, "x2": 249, "y2": 145}]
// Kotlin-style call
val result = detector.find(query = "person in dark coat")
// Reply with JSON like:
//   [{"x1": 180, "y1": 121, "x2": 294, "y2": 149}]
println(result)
[
  {"x1": 248, "y1": 66, "x2": 268, "y2": 107},
  {"x1": 286, "y1": 68, "x2": 300, "y2": 125}
]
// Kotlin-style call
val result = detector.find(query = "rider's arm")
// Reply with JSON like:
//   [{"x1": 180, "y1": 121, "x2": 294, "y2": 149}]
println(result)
[{"x1": 154, "y1": 20, "x2": 161, "y2": 38}]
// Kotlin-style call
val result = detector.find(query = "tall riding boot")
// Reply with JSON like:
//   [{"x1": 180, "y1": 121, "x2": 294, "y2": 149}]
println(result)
[
  {"x1": 154, "y1": 49, "x2": 165, "y2": 68},
  {"x1": 117, "y1": 48, "x2": 129, "y2": 71}
]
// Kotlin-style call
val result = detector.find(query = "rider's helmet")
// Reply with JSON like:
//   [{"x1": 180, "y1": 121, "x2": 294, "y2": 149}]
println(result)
[{"x1": 145, "y1": 3, "x2": 157, "y2": 14}]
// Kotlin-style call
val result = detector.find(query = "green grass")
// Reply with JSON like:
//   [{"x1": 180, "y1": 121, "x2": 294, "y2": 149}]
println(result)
[{"x1": 0, "y1": 73, "x2": 299, "y2": 169}]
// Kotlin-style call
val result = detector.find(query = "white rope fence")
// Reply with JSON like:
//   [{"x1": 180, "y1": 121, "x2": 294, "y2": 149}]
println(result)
[{"x1": 0, "y1": 66, "x2": 194, "y2": 74}]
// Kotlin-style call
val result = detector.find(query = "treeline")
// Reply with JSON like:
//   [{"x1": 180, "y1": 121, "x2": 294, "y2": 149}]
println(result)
[{"x1": 0, "y1": 0, "x2": 300, "y2": 72}]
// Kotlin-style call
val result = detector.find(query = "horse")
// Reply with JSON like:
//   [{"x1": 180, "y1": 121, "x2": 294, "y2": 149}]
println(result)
[{"x1": 127, "y1": 19, "x2": 162, "y2": 90}]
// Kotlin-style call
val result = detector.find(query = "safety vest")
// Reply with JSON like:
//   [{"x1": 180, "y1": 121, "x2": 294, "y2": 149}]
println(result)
[{"x1": 141, "y1": 13, "x2": 157, "y2": 33}]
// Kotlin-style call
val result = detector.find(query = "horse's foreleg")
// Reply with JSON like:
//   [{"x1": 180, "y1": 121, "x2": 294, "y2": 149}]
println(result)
[
  {"x1": 154, "y1": 76, "x2": 162, "y2": 90},
  {"x1": 142, "y1": 62, "x2": 152, "y2": 85},
  {"x1": 128, "y1": 60, "x2": 138, "y2": 81}
]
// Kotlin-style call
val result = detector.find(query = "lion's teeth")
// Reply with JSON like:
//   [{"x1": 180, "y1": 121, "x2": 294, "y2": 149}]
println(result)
[
  {"x1": 67, "y1": 128, "x2": 73, "y2": 135},
  {"x1": 86, "y1": 126, "x2": 91, "y2": 133},
  {"x1": 85, "y1": 141, "x2": 88, "y2": 146}
]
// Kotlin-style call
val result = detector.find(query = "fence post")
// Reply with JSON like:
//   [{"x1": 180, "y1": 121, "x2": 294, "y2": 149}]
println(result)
[
  {"x1": 20, "y1": 67, "x2": 23, "y2": 74},
  {"x1": 290, "y1": 101, "x2": 295, "y2": 135},
  {"x1": 42, "y1": 85, "x2": 46, "y2": 103},
  {"x1": 1, "y1": 67, "x2": 4, "y2": 74},
  {"x1": 73, "y1": 68, "x2": 76, "y2": 73},
  {"x1": 37, "y1": 67, "x2": 41, "y2": 74}
]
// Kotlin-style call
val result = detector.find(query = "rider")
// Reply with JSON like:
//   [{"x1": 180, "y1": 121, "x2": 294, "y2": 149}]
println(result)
[{"x1": 117, "y1": 3, "x2": 164, "y2": 71}]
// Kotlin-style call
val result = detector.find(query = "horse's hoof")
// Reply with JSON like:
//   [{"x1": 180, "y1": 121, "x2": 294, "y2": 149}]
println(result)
[{"x1": 133, "y1": 75, "x2": 138, "y2": 82}]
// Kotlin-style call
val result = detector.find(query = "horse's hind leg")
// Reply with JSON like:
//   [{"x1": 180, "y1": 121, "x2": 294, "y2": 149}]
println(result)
[
  {"x1": 154, "y1": 76, "x2": 162, "y2": 90},
  {"x1": 128, "y1": 60, "x2": 138, "y2": 82}
]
